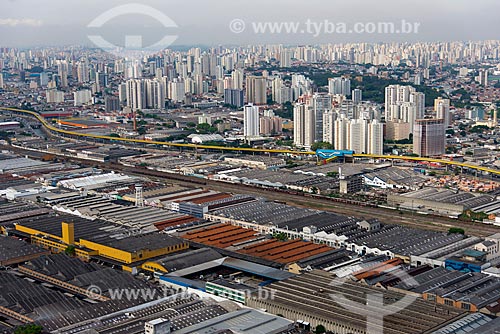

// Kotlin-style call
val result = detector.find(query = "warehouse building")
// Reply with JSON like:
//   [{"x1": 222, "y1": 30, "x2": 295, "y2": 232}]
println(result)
[
  {"x1": 13, "y1": 215, "x2": 189, "y2": 271},
  {"x1": 141, "y1": 248, "x2": 224, "y2": 274},
  {"x1": 53, "y1": 292, "x2": 293, "y2": 334},
  {"x1": 410, "y1": 236, "x2": 482, "y2": 268},
  {"x1": 205, "y1": 201, "x2": 470, "y2": 262},
  {"x1": 52, "y1": 194, "x2": 193, "y2": 232},
  {"x1": 247, "y1": 270, "x2": 464, "y2": 334},
  {"x1": 173, "y1": 308, "x2": 294, "y2": 334},
  {"x1": 0, "y1": 255, "x2": 164, "y2": 332},
  {"x1": 0, "y1": 154, "x2": 65, "y2": 174},
  {"x1": 0, "y1": 121, "x2": 20, "y2": 130},
  {"x1": 181, "y1": 223, "x2": 335, "y2": 266},
  {"x1": 431, "y1": 313, "x2": 500, "y2": 334},
  {"x1": 362, "y1": 167, "x2": 427, "y2": 190},
  {"x1": 395, "y1": 267, "x2": 500, "y2": 315},
  {"x1": 387, "y1": 188, "x2": 495, "y2": 217},
  {"x1": 0, "y1": 199, "x2": 51, "y2": 233},
  {"x1": 223, "y1": 156, "x2": 287, "y2": 170},
  {"x1": 215, "y1": 168, "x2": 339, "y2": 194},
  {"x1": 0, "y1": 235, "x2": 50, "y2": 266}
]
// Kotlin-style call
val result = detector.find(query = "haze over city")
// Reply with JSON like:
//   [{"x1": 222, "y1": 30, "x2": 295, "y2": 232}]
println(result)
[{"x1": 1, "y1": 0, "x2": 500, "y2": 46}]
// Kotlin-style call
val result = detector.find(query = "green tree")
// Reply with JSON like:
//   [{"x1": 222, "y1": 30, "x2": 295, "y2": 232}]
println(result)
[
  {"x1": 448, "y1": 227, "x2": 465, "y2": 235},
  {"x1": 311, "y1": 141, "x2": 334, "y2": 151},
  {"x1": 65, "y1": 245, "x2": 76, "y2": 256},
  {"x1": 0, "y1": 130, "x2": 13, "y2": 139},
  {"x1": 275, "y1": 101, "x2": 293, "y2": 119},
  {"x1": 470, "y1": 125, "x2": 490, "y2": 133},
  {"x1": 272, "y1": 232, "x2": 288, "y2": 241},
  {"x1": 196, "y1": 123, "x2": 217, "y2": 133},
  {"x1": 315, "y1": 324, "x2": 326, "y2": 334},
  {"x1": 14, "y1": 324, "x2": 43, "y2": 334}
]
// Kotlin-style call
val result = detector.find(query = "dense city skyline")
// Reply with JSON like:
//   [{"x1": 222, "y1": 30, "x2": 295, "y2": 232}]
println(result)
[{"x1": 1, "y1": 2, "x2": 500, "y2": 334}]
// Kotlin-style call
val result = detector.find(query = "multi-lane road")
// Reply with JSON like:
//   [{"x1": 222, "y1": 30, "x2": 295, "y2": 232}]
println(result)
[{"x1": 4, "y1": 107, "x2": 500, "y2": 176}]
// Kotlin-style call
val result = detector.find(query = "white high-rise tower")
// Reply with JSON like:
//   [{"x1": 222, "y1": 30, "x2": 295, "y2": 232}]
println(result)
[
  {"x1": 243, "y1": 104, "x2": 260, "y2": 138},
  {"x1": 293, "y1": 103, "x2": 315, "y2": 148}
]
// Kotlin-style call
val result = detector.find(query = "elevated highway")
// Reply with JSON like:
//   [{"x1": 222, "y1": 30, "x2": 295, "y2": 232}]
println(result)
[{"x1": 2, "y1": 107, "x2": 500, "y2": 176}]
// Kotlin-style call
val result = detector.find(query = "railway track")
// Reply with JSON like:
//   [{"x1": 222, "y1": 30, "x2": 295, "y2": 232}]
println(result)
[
  {"x1": 3, "y1": 144, "x2": 499, "y2": 237},
  {"x1": 4, "y1": 107, "x2": 500, "y2": 176}
]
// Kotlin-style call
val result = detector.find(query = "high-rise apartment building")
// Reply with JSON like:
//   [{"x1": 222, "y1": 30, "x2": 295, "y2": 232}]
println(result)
[
  {"x1": 105, "y1": 96, "x2": 120, "y2": 112},
  {"x1": 259, "y1": 116, "x2": 282, "y2": 135},
  {"x1": 348, "y1": 119, "x2": 384, "y2": 155},
  {"x1": 435, "y1": 97, "x2": 451, "y2": 127},
  {"x1": 46, "y1": 90, "x2": 64, "y2": 104},
  {"x1": 73, "y1": 90, "x2": 92, "y2": 106},
  {"x1": 322, "y1": 111, "x2": 336, "y2": 145},
  {"x1": 385, "y1": 85, "x2": 425, "y2": 139},
  {"x1": 367, "y1": 119, "x2": 384, "y2": 155},
  {"x1": 77, "y1": 61, "x2": 90, "y2": 83},
  {"x1": 243, "y1": 104, "x2": 260, "y2": 138},
  {"x1": 118, "y1": 83, "x2": 127, "y2": 104},
  {"x1": 145, "y1": 79, "x2": 166, "y2": 109},
  {"x1": 328, "y1": 77, "x2": 351, "y2": 96},
  {"x1": 279, "y1": 50, "x2": 292, "y2": 68},
  {"x1": 168, "y1": 79, "x2": 185, "y2": 103},
  {"x1": 231, "y1": 69, "x2": 244, "y2": 90},
  {"x1": 312, "y1": 93, "x2": 333, "y2": 141},
  {"x1": 126, "y1": 79, "x2": 146, "y2": 110},
  {"x1": 413, "y1": 119, "x2": 445, "y2": 157},
  {"x1": 323, "y1": 115, "x2": 383, "y2": 154},
  {"x1": 246, "y1": 76, "x2": 267, "y2": 105},
  {"x1": 293, "y1": 103, "x2": 315, "y2": 148},
  {"x1": 352, "y1": 89, "x2": 362, "y2": 103},
  {"x1": 478, "y1": 69, "x2": 488, "y2": 86},
  {"x1": 385, "y1": 85, "x2": 424, "y2": 121},
  {"x1": 333, "y1": 116, "x2": 351, "y2": 151},
  {"x1": 224, "y1": 88, "x2": 244, "y2": 107}
]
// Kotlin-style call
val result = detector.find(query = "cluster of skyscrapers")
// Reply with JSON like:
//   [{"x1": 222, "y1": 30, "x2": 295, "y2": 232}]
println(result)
[
  {"x1": 293, "y1": 88, "x2": 384, "y2": 155},
  {"x1": 384, "y1": 85, "x2": 425, "y2": 140},
  {"x1": 289, "y1": 83, "x2": 449, "y2": 157}
]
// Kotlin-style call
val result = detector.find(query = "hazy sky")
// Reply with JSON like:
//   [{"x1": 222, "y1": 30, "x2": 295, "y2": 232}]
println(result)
[{"x1": 1, "y1": 0, "x2": 499, "y2": 47}]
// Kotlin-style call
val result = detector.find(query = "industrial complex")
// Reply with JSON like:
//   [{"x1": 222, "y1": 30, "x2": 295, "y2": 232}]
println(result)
[
  {"x1": 3, "y1": 33, "x2": 500, "y2": 334},
  {"x1": 0, "y1": 146, "x2": 499, "y2": 334}
]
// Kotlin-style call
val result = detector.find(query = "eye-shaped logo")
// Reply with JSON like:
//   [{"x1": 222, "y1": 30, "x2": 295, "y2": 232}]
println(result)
[
  {"x1": 329, "y1": 264, "x2": 419, "y2": 334},
  {"x1": 87, "y1": 3, "x2": 178, "y2": 57}
]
